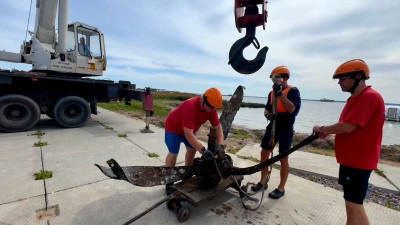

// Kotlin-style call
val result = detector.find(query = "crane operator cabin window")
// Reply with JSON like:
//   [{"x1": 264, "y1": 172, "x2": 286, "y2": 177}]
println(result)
[{"x1": 76, "y1": 27, "x2": 102, "y2": 57}]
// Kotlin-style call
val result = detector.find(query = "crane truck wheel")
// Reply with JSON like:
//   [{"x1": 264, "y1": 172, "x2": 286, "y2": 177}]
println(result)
[
  {"x1": 0, "y1": 94, "x2": 41, "y2": 133},
  {"x1": 53, "y1": 96, "x2": 90, "y2": 128}
]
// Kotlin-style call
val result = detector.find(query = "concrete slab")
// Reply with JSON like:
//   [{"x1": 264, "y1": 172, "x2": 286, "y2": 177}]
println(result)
[
  {"x1": 47, "y1": 170, "x2": 400, "y2": 225},
  {"x1": 40, "y1": 120, "x2": 163, "y2": 193},
  {"x1": 238, "y1": 143, "x2": 398, "y2": 191},
  {"x1": 92, "y1": 108, "x2": 204, "y2": 166},
  {"x1": 1, "y1": 108, "x2": 399, "y2": 225},
  {"x1": 0, "y1": 195, "x2": 46, "y2": 225},
  {"x1": 0, "y1": 132, "x2": 44, "y2": 204}
]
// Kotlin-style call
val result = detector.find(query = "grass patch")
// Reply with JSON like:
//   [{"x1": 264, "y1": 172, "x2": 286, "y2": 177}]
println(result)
[
  {"x1": 227, "y1": 147, "x2": 242, "y2": 155},
  {"x1": 34, "y1": 141, "x2": 48, "y2": 147},
  {"x1": 374, "y1": 168, "x2": 387, "y2": 178},
  {"x1": 118, "y1": 134, "x2": 127, "y2": 138},
  {"x1": 152, "y1": 92, "x2": 196, "y2": 101},
  {"x1": 308, "y1": 175, "x2": 317, "y2": 182},
  {"x1": 386, "y1": 201, "x2": 400, "y2": 211},
  {"x1": 148, "y1": 153, "x2": 159, "y2": 158},
  {"x1": 98, "y1": 100, "x2": 171, "y2": 117},
  {"x1": 105, "y1": 126, "x2": 114, "y2": 130},
  {"x1": 231, "y1": 128, "x2": 260, "y2": 141},
  {"x1": 237, "y1": 155, "x2": 260, "y2": 163},
  {"x1": 34, "y1": 170, "x2": 53, "y2": 180},
  {"x1": 31, "y1": 130, "x2": 46, "y2": 137}
]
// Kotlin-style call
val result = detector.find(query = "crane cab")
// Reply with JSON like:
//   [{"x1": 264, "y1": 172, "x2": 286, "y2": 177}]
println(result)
[
  {"x1": 0, "y1": 0, "x2": 107, "y2": 77},
  {"x1": 65, "y1": 22, "x2": 107, "y2": 76}
]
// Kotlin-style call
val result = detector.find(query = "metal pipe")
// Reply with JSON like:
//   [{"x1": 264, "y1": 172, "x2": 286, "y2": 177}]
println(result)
[{"x1": 58, "y1": 0, "x2": 69, "y2": 54}]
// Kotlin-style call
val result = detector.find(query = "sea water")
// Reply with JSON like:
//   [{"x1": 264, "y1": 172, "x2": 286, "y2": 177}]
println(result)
[{"x1": 223, "y1": 96, "x2": 400, "y2": 145}]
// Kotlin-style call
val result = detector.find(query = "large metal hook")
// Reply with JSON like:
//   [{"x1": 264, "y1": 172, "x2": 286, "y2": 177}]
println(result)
[{"x1": 228, "y1": 26, "x2": 268, "y2": 75}]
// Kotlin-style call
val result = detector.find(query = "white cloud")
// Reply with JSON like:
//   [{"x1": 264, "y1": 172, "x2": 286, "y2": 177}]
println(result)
[{"x1": 0, "y1": 0, "x2": 399, "y2": 103}]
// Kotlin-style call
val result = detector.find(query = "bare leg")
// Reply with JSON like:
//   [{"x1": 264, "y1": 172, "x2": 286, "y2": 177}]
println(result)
[
  {"x1": 260, "y1": 149, "x2": 272, "y2": 184},
  {"x1": 185, "y1": 146, "x2": 196, "y2": 166},
  {"x1": 277, "y1": 155, "x2": 289, "y2": 192},
  {"x1": 345, "y1": 200, "x2": 369, "y2": 225},
  {"x1": 165, "y1": 153, "x2": 178, "y2": 167}
]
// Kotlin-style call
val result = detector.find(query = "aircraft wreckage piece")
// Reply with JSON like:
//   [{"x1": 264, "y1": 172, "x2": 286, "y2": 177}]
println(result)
[
  {"x1": 96, "y1": 84, "x2": 318, "y2": 187},
  {"x1": 96, "y1": 133, "x2": 318, "y2": 187},
  {"x1": 96, "y1": 85, "x2": 245, "y2": 187}
]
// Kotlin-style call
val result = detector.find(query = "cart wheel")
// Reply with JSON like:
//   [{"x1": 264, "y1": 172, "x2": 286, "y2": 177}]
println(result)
[
  {"x1": 166, "y1": 198, "x2": 180, "y2": 211},
  {"x1": 177, "y1": 206, "x2": 191, "y2": 223}
]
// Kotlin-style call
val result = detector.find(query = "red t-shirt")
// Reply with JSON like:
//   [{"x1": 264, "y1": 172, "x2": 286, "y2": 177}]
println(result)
[
  {"x1": 165, "y1": 96, "x2": 220, "y2": 136},
  {"x1": 335, "y1": 86, "x2": 385, "y2": 170}
]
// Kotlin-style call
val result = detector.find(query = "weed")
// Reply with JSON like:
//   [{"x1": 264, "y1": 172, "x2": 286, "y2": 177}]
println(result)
[
  {"x1": 34, "y1": 141, "x2": 48, "y2": 147},
  {"x1": 118, "y1": 134, "x2": 127, "y2": 138},
  {"x1": 31, "y1": 131, "x2": 45, "y2": 137},
  {"x1": 34, "y1": 170, "x2": 53, "y2": 180},
  {"x1": 105, "y1": 126, "x2": 114, "y2": 130},
  {"x1": 148, "y1": 153, "x2": 159, "y2": 158},
  {"x1": 237, "y1": 155, "x2": 260, "y2": 163},
  {"x1": 231, "y1": 129, "x2": 253, "y2": 140},
  {"x1": 99, "y1": 100, "x2": 171, "y2": 117},
  {"x1": 227, "y1": 147, "x2": 241, "y2": 155},
  {"x1": 308, "y1": 176, "x2": 316, "y2": 182},
  {"x1": 374, "y1": 168, "x2": 387, "y2": 178}
]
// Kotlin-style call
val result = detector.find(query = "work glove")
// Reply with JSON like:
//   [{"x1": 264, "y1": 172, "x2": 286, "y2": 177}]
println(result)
[
  {"x1": 215, "y1": 144, "x2": 226, "y2": 158},
  {"x1": 271, "y1": 75, "x2": 283, "y2": 85},
  {"x1": 201, "y1": 147, "x2": 214, "y2": 161},
  {"x1": 265, "y1": 113, "x2": 276, "y2": 121},
  {"x1": 273, "y1": 84, "x2": 282, "y2": 97}
]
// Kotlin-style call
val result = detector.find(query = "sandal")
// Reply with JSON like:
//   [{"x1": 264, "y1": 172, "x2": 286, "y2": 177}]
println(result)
[{"x1": 269, "y1": 188, "x2": 285, "y2": 199}]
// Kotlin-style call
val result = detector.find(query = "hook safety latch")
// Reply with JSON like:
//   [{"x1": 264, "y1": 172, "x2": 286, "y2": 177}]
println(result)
[{"x1": 229, "y1": 0, "x2": 268, "y2": 75}]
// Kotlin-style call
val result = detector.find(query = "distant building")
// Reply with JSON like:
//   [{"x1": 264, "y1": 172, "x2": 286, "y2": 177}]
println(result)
[{"x1": 386, "y1": 106, "x2": 400, "y2": 122}]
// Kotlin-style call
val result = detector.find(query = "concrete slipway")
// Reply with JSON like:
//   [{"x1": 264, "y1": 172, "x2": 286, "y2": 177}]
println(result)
[{"x1": 0, "y1": 108, "x2": 399, "y2": 225}]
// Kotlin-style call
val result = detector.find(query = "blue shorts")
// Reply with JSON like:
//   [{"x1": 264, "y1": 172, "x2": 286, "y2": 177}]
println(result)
[
  {"x1": 260, "y1": 126, "x2": 294, "y2": 153},
  {"x1": 338, "y1": 164, "x2": 372, "y2": 205},
  {"x1": 165, "y1": 131, "x2": 194, "y2": 154}
]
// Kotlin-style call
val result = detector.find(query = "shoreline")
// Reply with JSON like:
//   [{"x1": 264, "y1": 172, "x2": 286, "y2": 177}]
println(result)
[{"x1": 114, "y1": 109, "x2": 400, "y2": 167}]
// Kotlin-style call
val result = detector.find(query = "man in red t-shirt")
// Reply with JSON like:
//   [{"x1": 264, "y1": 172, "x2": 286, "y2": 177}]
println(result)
[
  {"x1": 313, "y1": 59, "x2": 385, "y2": 225},
  {"x1": 165, "y1": 87, "x2": 225, "y2": 168}
]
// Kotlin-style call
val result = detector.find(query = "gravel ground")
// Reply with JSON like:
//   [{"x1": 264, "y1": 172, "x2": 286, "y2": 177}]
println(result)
[{"x1": 272, "y1": 164, "x2": 400, "y2": 211}]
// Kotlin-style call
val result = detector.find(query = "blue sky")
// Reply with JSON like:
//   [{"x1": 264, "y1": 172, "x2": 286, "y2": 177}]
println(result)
[{"x1": 1, "y1": 0, "x2": 399, "y2": 103}]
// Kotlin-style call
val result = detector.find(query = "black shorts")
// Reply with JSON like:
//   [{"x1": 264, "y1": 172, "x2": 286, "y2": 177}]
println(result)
[
  {"x1": 338, "y1": 164, "x2": 372, "y2": 205},
  {"x1": 260, "y1": 126, "x2": 293, "y2": 153}
]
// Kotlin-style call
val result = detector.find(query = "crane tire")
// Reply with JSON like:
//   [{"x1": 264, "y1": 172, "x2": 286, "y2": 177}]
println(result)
[
  {"x1": 53, "y1": 96, "x2": 90, "y2": 128},
  {"x1": 0, "y1": 94, "x2": 40, "y2": 133}
]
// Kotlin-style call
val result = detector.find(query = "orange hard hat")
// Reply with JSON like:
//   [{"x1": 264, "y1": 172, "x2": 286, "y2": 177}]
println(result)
[
  {"x1": 204, "y1": 88, "x2": 223, "y2": 109},
  {"x1": 333, "y1": 59, "x2": 370, "y2": 79},
  {"x1": 270, "y1": 66, "x2": 290, "y2": 78}
]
